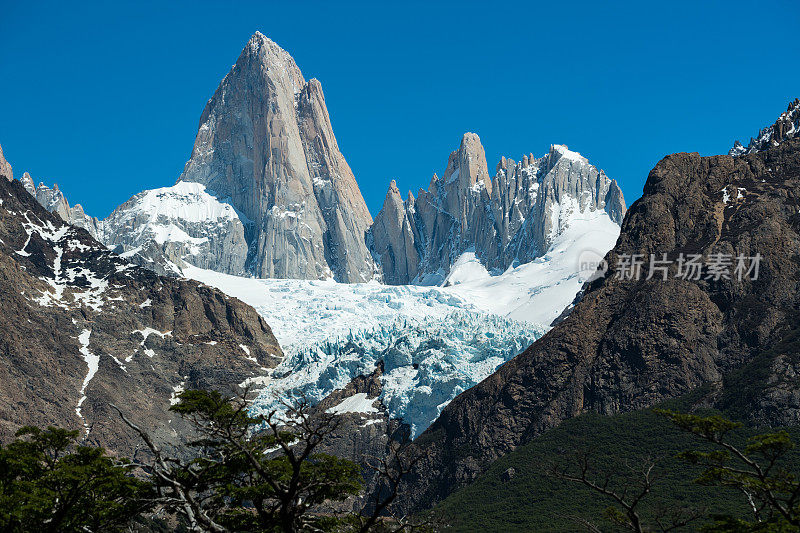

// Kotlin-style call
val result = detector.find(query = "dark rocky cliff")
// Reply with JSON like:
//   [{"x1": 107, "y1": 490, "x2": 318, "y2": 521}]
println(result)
[
  {"x1": 400, "y1": 135, "x2": 800, "y2": 511},
  {"x1": 0, "y1": 173, "x2": 283, "y2": 458}
]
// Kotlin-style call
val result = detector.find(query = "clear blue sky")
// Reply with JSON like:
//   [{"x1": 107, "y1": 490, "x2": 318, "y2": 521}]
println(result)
[{"x1": 1, "y1": 0, "x2": 799, "y2": 218}]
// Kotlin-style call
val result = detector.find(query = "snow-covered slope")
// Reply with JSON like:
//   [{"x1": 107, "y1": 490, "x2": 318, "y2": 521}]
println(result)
[
  {"x1": 102, "y1": 182, "x2": 248, "y2": 276},
  {"x1": 445, "y1": 203, "x2": 620, "y2": 325}
]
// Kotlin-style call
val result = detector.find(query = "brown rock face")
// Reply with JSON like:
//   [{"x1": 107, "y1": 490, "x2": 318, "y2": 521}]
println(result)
[
  {"x1": 0, "y1": 176, "x2": 283, "y2": 457},
  {"x1": 312, "y1": 362, "x2": 409, "y2": 513},
  {"x1": 399, "y1": 138, "x2": 800, "y2": 511}
]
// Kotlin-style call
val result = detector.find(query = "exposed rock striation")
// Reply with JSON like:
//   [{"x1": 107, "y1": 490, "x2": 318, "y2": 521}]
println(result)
[
  {"x1": 399, "y1": 112, "x2": 800, "y2": 512},
  {"x1": 179, "y1": 32, "x2": 375, "y2": 282},
  {"x1": 370, "y1": 133, "x2": 626, "y2": 285},
  {"x1": 0, "y1": 167, "x2": 283, "y2": 457}
]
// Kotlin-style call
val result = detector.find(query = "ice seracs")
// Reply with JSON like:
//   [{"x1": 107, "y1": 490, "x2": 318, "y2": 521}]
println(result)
[{"x1": 182, "y1": 265, "x2": 547, "y2": 437}]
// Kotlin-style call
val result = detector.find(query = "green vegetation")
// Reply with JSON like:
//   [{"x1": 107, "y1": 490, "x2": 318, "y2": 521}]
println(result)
[
  {"x1": 0, "y1": 390, "x2": 426, "y2": 532},
  {"x1": 0, "y1": 426, "x2": 153, "y2": 532},
  {"x1": 659, "y1": 410, "x2": 800, "y2": 531},
  {"x1": 140, "y1": 389, "x2": 365, "y2": 532},
  {"x1": 434, "y1": 405, "x2": 800, "y2": 532},
  {"x1": 6, "y1": 380, "x2": 800, "y2": 531}
]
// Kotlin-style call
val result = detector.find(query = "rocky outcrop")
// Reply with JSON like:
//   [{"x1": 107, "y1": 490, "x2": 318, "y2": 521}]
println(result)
[
  {"x1": 0, "y1": 144, "x2": 12, "y2": 181},
  {"x1": 312, "y1": 363, "x2": 409, "y2": 513},
  {"x1": 730, "y1": 98, "x2": 800, "y2": 156},
  {"x1": 369, "y1": 180, "x2": 421, "y2": 285},
  {"x1": 179, "y1": 32, "x2": 375, "y2": 282},
  {"x1": 400, "y1": 129, "x2": 800, "y2": 512},
  {"x1": 370, "y1": 134, "x2": 626, "y2": 285},
  {"x1": 27, "y1": 179, "x2": 104, "y2": 238},
  {"x1": 0, "y1": 171, "x2": 283, "y2": 458},
  {"x1": 5, "y1": 162, "x2": 106, "y2": 241}
]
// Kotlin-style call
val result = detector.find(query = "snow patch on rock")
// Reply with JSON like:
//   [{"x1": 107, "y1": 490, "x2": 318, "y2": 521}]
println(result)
[
  {"x1": 326, "y1": 393, "x2": 379, "y2": 415},
  {"x1": 75, "y1": 329, "x2": 99, "y2": 436}
]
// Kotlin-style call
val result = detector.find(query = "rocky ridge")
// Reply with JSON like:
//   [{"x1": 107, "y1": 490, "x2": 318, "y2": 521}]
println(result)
[
  {"x1": 370, "y1": 133, "x2": 626, "y2": 285},
  {"x1": 0, "y1": 162, "x2": 283, "y2": 458},
  {"x1": 20, "y1": 174, "x2": 105, "y2": 238},
  {"x1": 730, "y1": 98, "x2": 800, "y2": 156}
]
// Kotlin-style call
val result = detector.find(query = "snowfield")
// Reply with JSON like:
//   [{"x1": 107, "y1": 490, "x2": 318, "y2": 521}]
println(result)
[{"x1": 445, "y1": 205, "x2": 620, "y2": 325}]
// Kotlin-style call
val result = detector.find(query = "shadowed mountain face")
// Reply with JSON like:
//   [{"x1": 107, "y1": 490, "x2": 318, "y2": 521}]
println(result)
[
  {"x1": 0, "y1": 168, "x2": 283, "y2": 458},
  {"x1": 399, "y1": 133, "x2": 800, "y2": 511},
  {"x1": 179, "y1": 32, "x2": 375, "y2": 283}
]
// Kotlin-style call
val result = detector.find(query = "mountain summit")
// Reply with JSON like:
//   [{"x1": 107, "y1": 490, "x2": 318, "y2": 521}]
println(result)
[
  {"x1": 179, "y1": 32, "x2": 375, "y2": 282},
  {"x1": 9, "y1": 33, "x2": 625, "y2": 309},
  {"x1": 370, "y1": 133, "x2": 626, "y2": 286}
]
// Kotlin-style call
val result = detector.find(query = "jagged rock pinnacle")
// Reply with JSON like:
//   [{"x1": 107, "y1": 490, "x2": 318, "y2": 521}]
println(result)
[
  {"x1": 0, "y1": 144, "x2": 12, "y2": 181},
  {"x1": 179, "y1": 33, "x2": 375, "y2": 282}
]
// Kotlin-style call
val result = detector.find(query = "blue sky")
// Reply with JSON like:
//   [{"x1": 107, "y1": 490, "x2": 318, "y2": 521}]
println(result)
[{"x1": 1, "y1": 0, "x2": 799, "y2": 218}]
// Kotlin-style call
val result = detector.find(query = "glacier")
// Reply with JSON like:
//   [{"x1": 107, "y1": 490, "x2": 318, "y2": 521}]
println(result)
[
  {"x1": 184, "y1": 266, "x2": 548, "y2": 436},
  {"x1": 252, "y1": 312, "x2": 546, "y2": 438}
]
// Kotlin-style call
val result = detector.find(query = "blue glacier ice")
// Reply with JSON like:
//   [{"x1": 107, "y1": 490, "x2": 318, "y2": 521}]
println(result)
[{"x1": 251, "y1": 311, "x2": 547, "y2": 438}]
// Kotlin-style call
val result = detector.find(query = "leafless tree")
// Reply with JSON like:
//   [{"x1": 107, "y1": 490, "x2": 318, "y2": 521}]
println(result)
[{"x1": 551, "y1": 453, "x2": 704, "y2": 532}]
